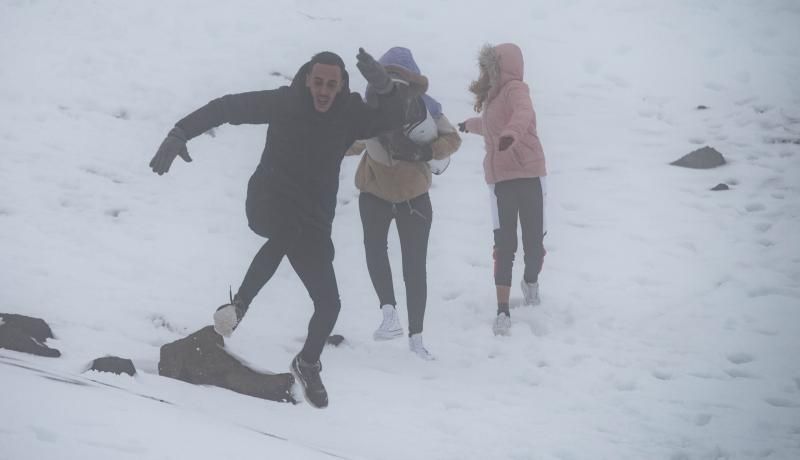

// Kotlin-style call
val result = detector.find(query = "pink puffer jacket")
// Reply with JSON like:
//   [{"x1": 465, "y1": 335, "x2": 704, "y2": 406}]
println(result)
[{"x1": 465, "y1": 43, "x2": 546, "y2": 184}]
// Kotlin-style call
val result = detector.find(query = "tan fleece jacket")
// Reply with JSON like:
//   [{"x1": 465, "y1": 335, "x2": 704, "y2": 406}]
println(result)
[{"x1": 347, "y1": 114, "x2": 461, "y2": 203}]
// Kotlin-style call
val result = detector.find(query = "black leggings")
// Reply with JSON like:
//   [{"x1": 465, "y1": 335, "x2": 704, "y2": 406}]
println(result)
[
  {"x1": 236, "y1": 225, "x2": 340, "y2": 364},
  {"x1": 492, "y1": 177, "x2": 545, "y2": 287},
  {"x1": 359, "y1": 192, "x2": 432, "y2": 336}
]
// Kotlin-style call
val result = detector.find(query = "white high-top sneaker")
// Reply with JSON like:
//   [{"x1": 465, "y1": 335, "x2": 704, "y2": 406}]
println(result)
[
  {"x1": 493, "y1": 312, "x2": 512, "y2": 336},
  {"x1": 373, "y1": 305, "x2": 403, "y2": 340},
  {"x1": 521, "y1": 280, "x2": 541, "y2": 306},
  {"x1": 408, "y1": 333, "x2": 435, "y2": 360},
  {"x1": 213, "y1": 299, "x2": 246, "y2": 338}
]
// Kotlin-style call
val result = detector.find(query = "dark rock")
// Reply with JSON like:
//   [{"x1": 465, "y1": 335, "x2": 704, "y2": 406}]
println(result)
[
  {"x1": 711, "y1": 183, "x2": 730, "y2": 191},
  {"x1": 696, "y1": 105, "x2": 709, "y2": 110},
  {"x1": 0, "y1": 313, "x2": 61, "y2": 357},
  {"x1": 326, "y1": 334, "x2": 345, "y2": 347},
  {"x1": 89, "y1": 356, "x2": 136, "y2": 376},
  {"x1": 158, "y1": 326, "x2": 294, "y2": 403},
  {"x1": 670, "y1": 146, "x2": 726, "y2": 169}
]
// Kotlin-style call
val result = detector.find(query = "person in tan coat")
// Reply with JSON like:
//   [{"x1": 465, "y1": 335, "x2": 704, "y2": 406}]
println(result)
[{"x1": 347, "y1": 47, "x2": 461, "y2": 360}]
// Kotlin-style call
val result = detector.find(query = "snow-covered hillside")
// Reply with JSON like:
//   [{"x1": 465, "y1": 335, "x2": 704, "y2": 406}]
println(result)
[{"x1": 1, "y1": 1, "x2": 799, "y2": 459}]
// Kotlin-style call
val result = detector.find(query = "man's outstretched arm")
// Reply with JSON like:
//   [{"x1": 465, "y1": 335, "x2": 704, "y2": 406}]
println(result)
[{"x1": 149, "y1": 90, "x2": 281, "y2": 175}]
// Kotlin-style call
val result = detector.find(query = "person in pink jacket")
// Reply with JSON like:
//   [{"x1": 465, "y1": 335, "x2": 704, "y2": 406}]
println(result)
[{"x1": 458, "y1": 43, "x2": 547, "y2": 336}]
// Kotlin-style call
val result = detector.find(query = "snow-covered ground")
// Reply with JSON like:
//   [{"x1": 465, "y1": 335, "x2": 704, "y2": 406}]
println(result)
[{"x1": 2, "y1": 1, "x2": 799, "y2": 459}]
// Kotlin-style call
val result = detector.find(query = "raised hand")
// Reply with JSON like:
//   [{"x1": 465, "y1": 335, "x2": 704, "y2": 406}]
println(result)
[{"x1": 356, "y1": 47, "x2": 391, "y2": 94}]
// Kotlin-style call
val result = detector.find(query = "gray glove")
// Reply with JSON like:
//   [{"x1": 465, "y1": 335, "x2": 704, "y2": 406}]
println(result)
[
  {"x1": 150, "y1": 126, "x2": 191, "y2": 175},
  {"x1": 356, "y1": 47, "x2": 392, "y2": 94}
]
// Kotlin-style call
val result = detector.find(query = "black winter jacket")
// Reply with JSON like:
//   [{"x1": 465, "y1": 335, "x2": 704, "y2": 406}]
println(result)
[{"x1": 175, "y1": 61, "x2": 407, "y2": 238}]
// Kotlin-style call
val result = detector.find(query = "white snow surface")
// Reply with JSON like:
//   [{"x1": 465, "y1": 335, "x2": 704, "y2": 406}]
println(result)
[{"x1": 2, "y1": 1, "x2": 800, "y2": 459}]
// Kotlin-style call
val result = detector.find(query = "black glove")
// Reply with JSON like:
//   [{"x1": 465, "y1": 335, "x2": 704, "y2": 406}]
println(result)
[
  {"x1": 385, "y1": 131, "x2": 433, "y2": 162},
  {"x1": 498, "y1": 135, "x2": 513, "y2": 151},
  {"x1": 356, "y1": 47, "x2": 391, "y2": 94},
  {"x1": 457, "y1": 122, "x2": 468, "y2": 133},
  {"x1": 150, "y1": 127, "x2": 191, "y2": 175}
]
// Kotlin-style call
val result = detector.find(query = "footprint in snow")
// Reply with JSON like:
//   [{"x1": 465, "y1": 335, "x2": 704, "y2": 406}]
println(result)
[
  {"x1": 727, "y1": 352, "x2": 754, "y2": 365},
  {"x1": 441, "y1": 290, "x2": 461, "y2": 301},
  {"x1": 105, "y1": 208, "x2": 126, "y2": 218},
  {"x1": 754, "y1": 222, "x2": 772, "y2": 233},
  {"x1": 82, "y1": 166, "x2": 124, "y2": 184},
  {"x1": 652, "y1": 370, "x2": 673, "y2": 381},
  {"x1": 725, "y1": 368, "x2": 758, "y2": 379},
  {"x1": 757, "y1": 239, "x2": 776, "y2": 248},
  {"x1": 695, "y1": 413, "x2": 712, "y2": 426},
  {"x1": 764, "y1": 397, "x2": 800, "y2": 408},
  {"x1": 561, "y1": 202, "x2": 580, "y2": 212},
  {"x1": 748, "y1": 286, "x2": 800, "y2": 299},
  {"x1": 745, "y1": 203, "x2": 766, "y2": 213},
  {"x1": 753, "y1": 104, "x2": 773, "y2": 114},
  {"x1": 566, "y1": 220, "x2": 590, "y2": 229}
]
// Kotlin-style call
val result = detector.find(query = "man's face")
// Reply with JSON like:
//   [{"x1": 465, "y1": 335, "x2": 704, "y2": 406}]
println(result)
[{"x1": 305, "y1": 63, "x2": 343, "y2": 113}]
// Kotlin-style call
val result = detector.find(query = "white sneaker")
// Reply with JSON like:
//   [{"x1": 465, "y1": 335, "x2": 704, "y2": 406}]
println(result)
[
  {"x1": 493, "y1": 312, "x2": 512, "y2": 336},
  {"x1": 213, "y1": 302, "x2": 245, "y2": 338},
  {"x1": 373, "y1": 305, "x2": 403, "y2": 341},
  {"x1": 408, "y1": 333, "x2": 435, "y2": 360},
  {"x1": 521, "y1": 280, "x2": 541, "y2": 306}
]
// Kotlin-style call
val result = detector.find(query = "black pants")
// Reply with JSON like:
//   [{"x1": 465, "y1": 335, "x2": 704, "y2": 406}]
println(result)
[
  {"x1": 492, "y1": 177, "x2": 545, "y2": 287},
  {"x1": 359, "y1": 192, "x2": 432, "y2": 336},
  {"x1": 236, "y1": 225, "x2": 340, "y2": 364}
]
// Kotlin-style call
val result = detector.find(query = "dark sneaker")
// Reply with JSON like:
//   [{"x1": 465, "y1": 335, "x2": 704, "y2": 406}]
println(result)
[
  {"x1": 213, "y1": 296, "x2": 247, "y2": 338},
  {"x1": 290, "y1": 354, "x2": 328, "y2": 409}
]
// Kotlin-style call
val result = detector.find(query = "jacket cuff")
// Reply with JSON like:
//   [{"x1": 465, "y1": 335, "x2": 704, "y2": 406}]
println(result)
[{"x1": 169, "y1": 126, "x2": 188, "y2": 142}]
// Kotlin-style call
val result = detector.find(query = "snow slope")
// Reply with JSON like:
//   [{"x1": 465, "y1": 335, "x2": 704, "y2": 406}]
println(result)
[{"x1": 1, "y1": 1, "x2": 799, "y2": 459}]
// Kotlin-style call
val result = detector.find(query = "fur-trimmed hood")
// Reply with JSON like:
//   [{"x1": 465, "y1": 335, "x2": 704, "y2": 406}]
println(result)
[
  {"x1": 379, "y1": 47, "x2": 442, "y2": 118},
  {"x1": 479, "y1": 43, "x2": 525, "y2": 102}
]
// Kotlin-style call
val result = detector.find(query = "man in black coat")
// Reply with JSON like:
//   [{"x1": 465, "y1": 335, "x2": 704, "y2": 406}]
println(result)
[{"x1": 149, "y1": 49, "x2": 407, "y2": 408}]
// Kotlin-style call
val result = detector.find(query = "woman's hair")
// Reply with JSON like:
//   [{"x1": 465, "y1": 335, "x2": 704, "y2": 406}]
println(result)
[
  {"x1": 468, "y1": 67, "x2": 490, "y2": 113},
  {"x1": 468, "y1": 44, "x2": 495, "y2": 113}
]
